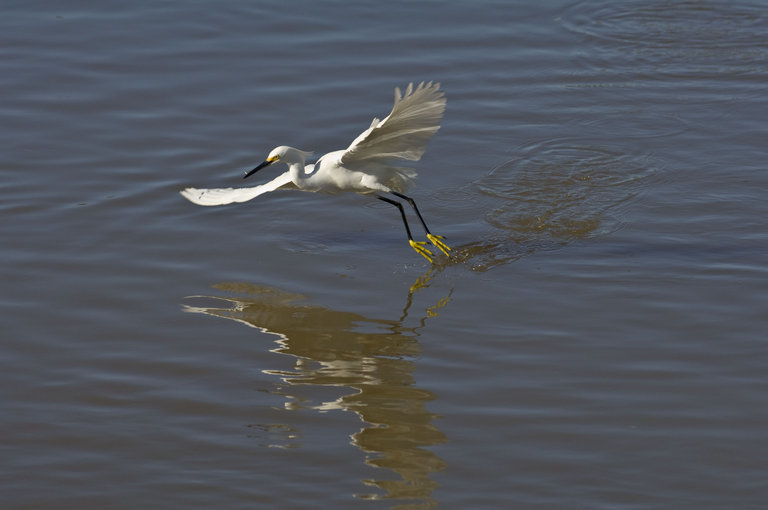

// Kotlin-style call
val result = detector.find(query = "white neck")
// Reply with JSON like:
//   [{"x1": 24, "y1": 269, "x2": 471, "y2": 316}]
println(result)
[{"x1": 288, "y1": 162, "x2": 307, "y2": 186}]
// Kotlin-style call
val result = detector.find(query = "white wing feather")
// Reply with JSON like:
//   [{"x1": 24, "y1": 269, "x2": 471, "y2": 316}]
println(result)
[
  {"x1": 341, "y1": 81, "x2": 446, "y2": 165},
  {"x1": 180, "y1": 171, "x2": 295, "y2": 206}
]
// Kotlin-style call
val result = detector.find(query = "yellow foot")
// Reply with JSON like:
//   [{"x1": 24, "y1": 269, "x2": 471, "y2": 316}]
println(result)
[
  {"x1": 427, "y1": 234, "x2": 452, "y2": 257},
  {"x1": 409, "y1": 239, "x2": 434, "y2": 263}
]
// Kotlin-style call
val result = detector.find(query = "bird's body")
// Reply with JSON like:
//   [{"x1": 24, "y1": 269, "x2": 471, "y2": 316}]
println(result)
[
  {"x1": 275, "y1": 148, "x2": 415, "y2": 195},
  {"x1": 181, "y1": 81, "x2": 450, "y2": 261}
]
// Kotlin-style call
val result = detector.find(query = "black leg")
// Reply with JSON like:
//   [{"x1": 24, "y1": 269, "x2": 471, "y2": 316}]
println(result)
[
  {"x1": 377, "y1": 195, "x2": 414, "y2": 240},
  {"x1": 391, "y1": 191, "x2": 432, "y2": 235},
  {"x1": 391, "y1": 191, "x2": 451, "y2": 256},
  {"x1": 377, "y1": 194, "x2": 434, "y2": 262}
]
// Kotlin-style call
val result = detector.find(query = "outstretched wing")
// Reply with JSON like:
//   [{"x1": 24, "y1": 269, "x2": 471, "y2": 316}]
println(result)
[
  {"x1": 180, "y1": 171, "x2": 295, "y2": 206},
  {"x1": 340, "y1": 81, "x2": 445, "y2": 165}
]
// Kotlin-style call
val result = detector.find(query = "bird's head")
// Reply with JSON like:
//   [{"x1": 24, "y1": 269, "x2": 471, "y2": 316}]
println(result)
[{"x1": 243, "y1": 146, "x2": 312, "y2": 179}]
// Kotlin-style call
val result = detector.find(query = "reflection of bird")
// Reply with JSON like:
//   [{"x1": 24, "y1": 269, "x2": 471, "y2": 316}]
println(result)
[
  {"x1": 182, "y1": 277, "x2": 451, "y2": 502},
  {"x1": 180, "y1": 82, "x2": 450, "y2": 262}
]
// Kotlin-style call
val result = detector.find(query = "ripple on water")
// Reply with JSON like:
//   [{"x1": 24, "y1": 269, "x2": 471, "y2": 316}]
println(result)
[
  {"x1": 464, "y1": 138, "x2": 658, "y2": 270},
  {"x1": 560, "y1": 0, "x2": 768, "y2": 73}
]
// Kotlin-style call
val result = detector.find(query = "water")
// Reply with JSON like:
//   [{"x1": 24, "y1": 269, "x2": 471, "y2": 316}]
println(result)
[{"x1": 2, "y1": 1, "x2": 767, "y2": 508}]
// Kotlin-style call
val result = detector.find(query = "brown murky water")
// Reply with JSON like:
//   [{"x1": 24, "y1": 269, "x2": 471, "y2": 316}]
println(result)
[{"x1": 2, "y1": 1, "x2": 767, "y2": 508}]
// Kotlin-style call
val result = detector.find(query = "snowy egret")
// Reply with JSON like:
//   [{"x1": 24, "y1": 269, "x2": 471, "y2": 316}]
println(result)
[{"x1": 180, "y1": 81, "x2": 450, "y2": 262}]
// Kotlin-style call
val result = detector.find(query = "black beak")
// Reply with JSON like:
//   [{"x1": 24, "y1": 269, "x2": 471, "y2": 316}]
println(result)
[{"x1": 243, "y1": 159, "x2": 273, "y2": 179}]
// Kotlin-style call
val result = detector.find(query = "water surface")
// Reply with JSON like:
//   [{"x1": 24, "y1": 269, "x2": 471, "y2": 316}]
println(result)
[{"x1": 2, "y1": 1, "x2": 767, "y2": 508}]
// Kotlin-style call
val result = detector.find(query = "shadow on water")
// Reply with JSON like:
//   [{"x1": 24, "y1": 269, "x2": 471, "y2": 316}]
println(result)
[{"x1": 183, "y1": 271, "x2": 452, "y2": 509}]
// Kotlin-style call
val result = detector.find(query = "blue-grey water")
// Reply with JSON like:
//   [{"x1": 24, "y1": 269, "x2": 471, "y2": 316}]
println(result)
[{"x1": 2, "y1": 1, "x2": 767, "y2": 508}]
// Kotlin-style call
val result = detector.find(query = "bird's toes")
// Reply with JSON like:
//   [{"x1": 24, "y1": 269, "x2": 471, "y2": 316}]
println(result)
[
  {"x1": 427, "y1": 234, "x2": 452, "y2": 257},
  {"x1": 409, "y1": 240, "x2": 434, "y2": 263}
]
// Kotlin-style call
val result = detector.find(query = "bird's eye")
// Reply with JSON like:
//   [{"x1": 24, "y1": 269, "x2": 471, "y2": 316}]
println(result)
[{"x1": 268, "y1": 155, "x2": 280, "y2": 162}]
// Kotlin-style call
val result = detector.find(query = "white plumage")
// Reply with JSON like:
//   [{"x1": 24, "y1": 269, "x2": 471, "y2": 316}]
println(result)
[
  {"x1": 180, "y1": 171, "x2": 295, "y2": 206},
  {"x1": 180, "y1": 81, "x2": 450, "y2": 262}
]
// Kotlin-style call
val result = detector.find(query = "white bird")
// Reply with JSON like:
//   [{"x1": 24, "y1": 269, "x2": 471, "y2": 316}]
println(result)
[{"x1": 180, "y1": 81, "x2": 450, "y2": 262}]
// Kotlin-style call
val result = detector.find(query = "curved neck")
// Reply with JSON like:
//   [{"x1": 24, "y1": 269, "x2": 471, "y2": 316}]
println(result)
[{"x1": 288, "y1": 162, "x2": 308, "y2": 186}]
